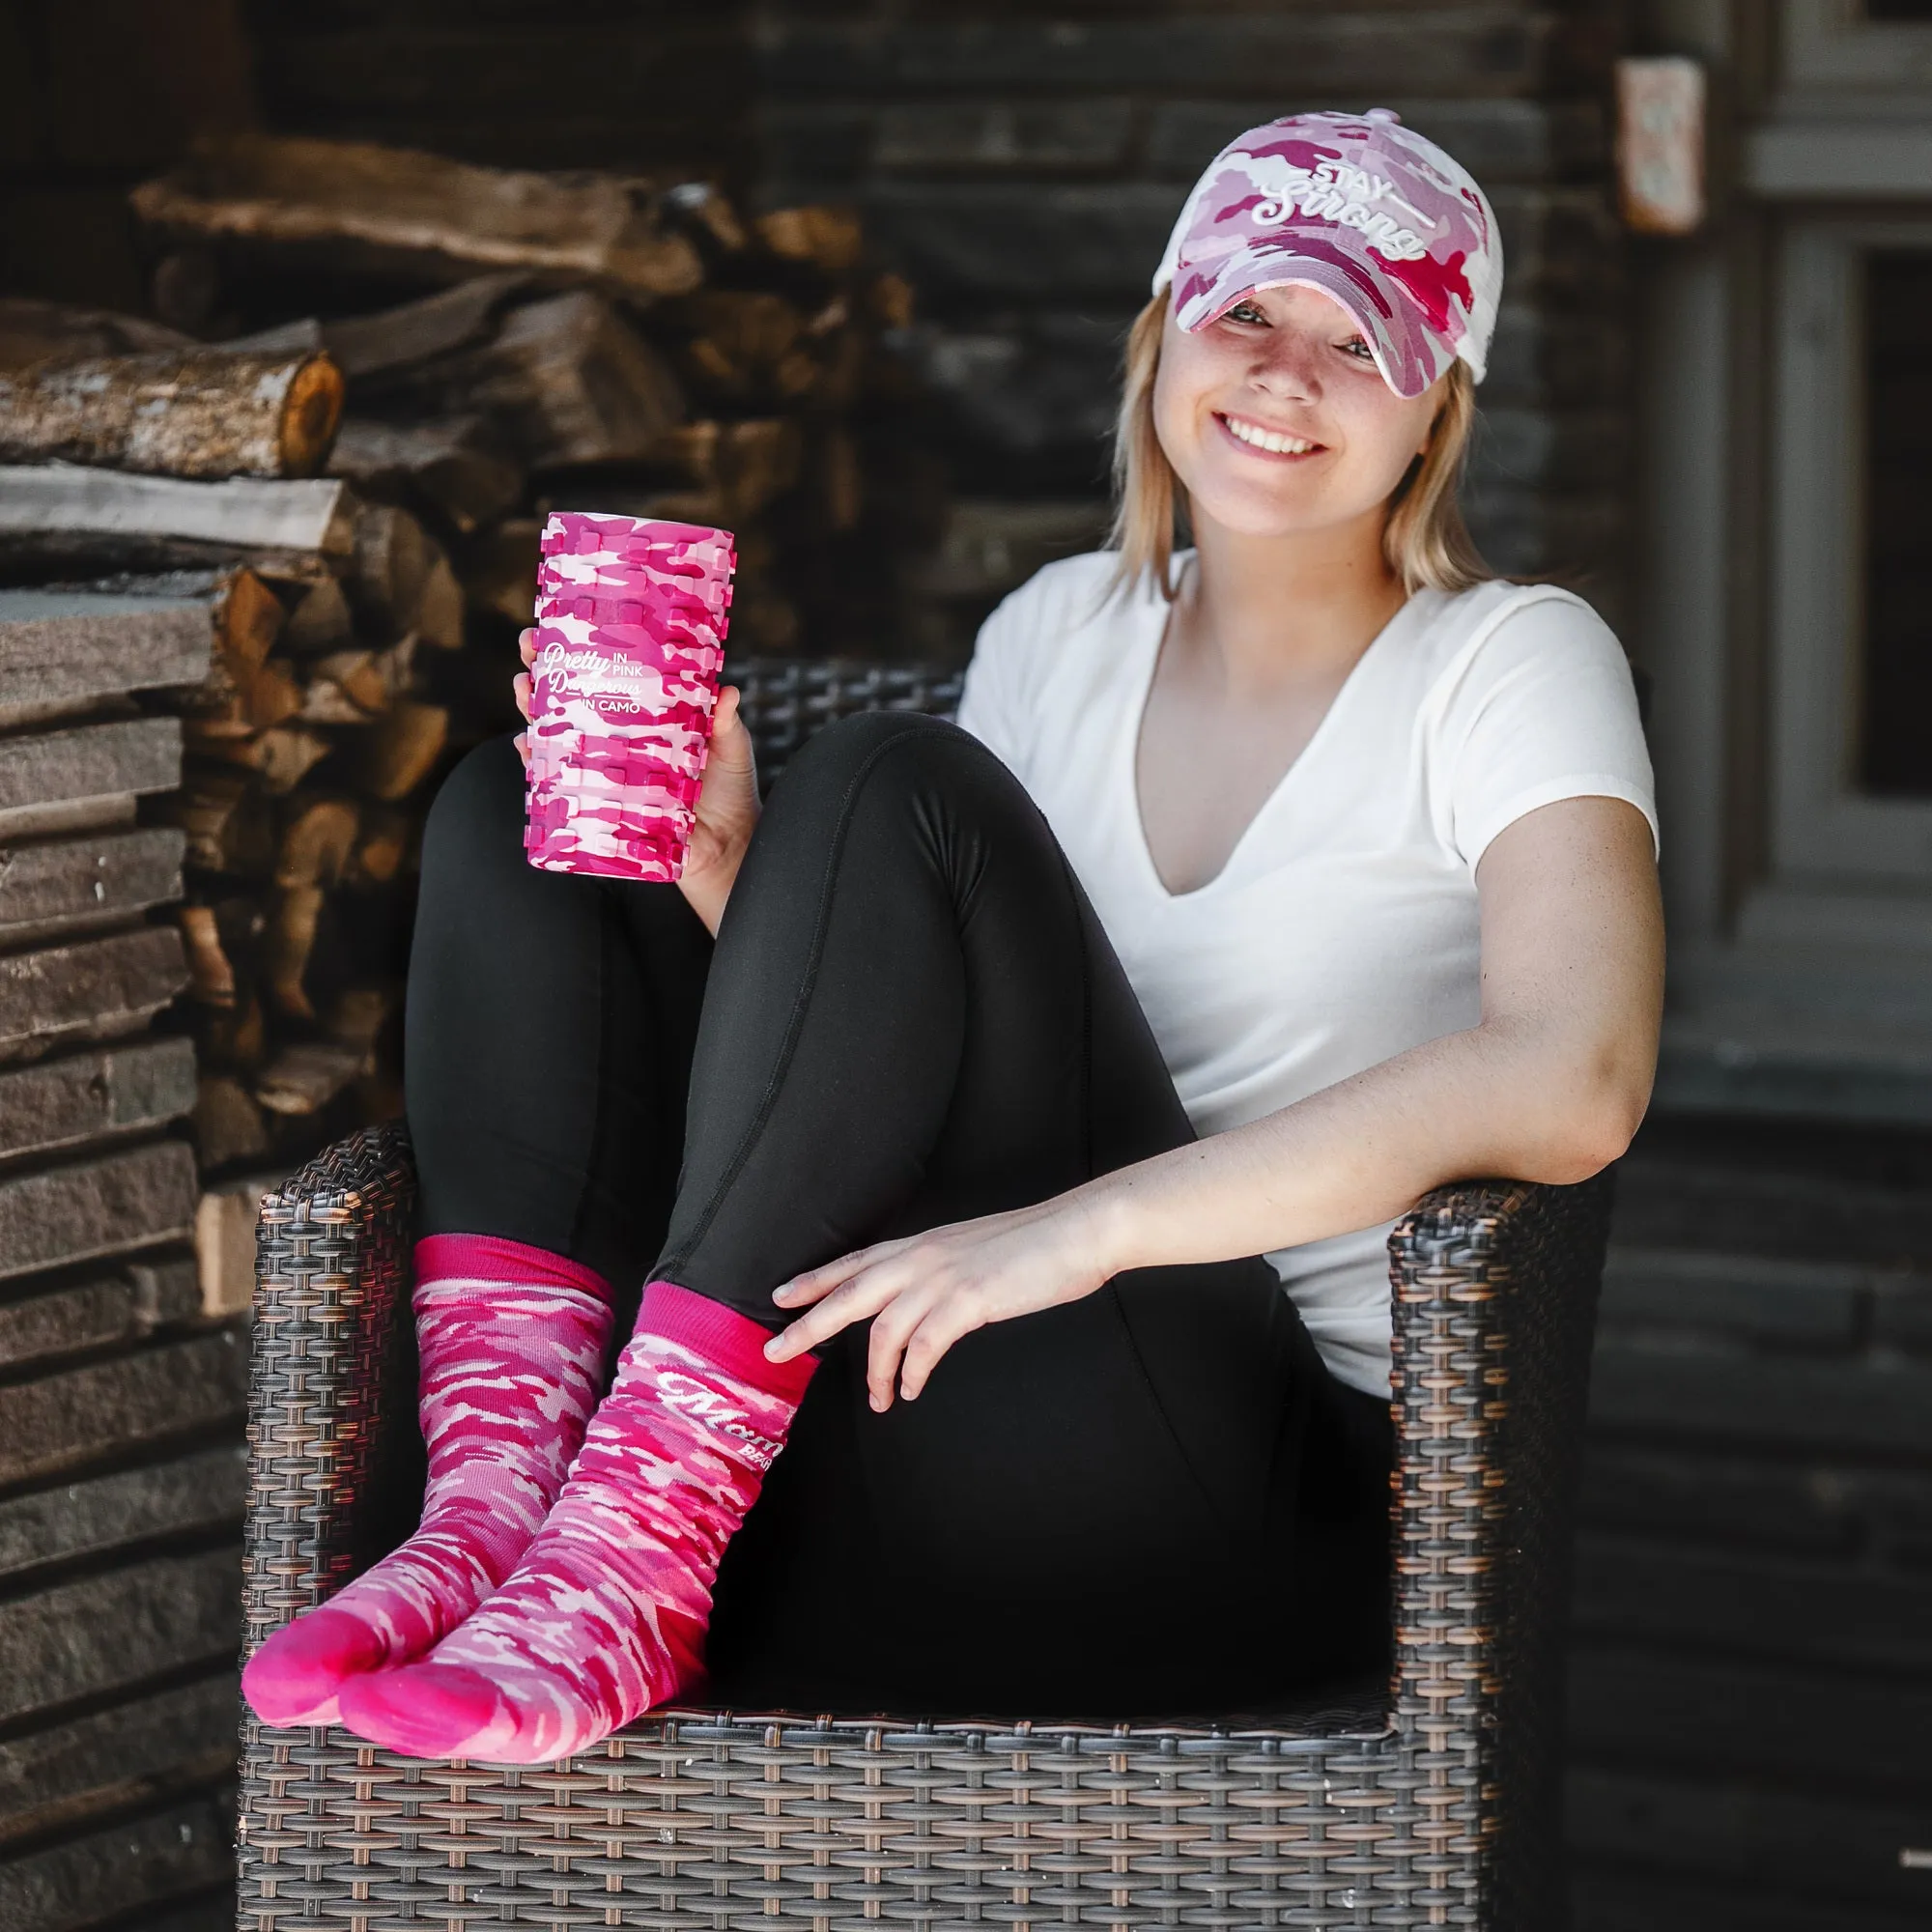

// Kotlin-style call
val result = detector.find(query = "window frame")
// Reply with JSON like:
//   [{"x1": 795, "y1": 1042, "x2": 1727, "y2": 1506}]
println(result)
[{"x1": 1767, "y1": 214, "x2": 1932, "y2": 883}]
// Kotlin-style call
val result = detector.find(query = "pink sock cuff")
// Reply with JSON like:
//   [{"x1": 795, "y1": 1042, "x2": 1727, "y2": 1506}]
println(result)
[
  {"x1": 639, "y1": 1280, "x2": 818, "y2": 1404},
  {"x1": 415, "y1": 1235, "x2": 611, "y2": 1302}
]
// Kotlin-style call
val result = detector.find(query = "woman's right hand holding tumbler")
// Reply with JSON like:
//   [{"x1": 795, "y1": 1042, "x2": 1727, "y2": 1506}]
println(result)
[{"x1": 515, "y1": 627, "x2": 760, "y2": 935}]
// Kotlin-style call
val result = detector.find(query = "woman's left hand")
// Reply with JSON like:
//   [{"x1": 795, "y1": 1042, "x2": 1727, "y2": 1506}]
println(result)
[{"x1": 764, "y1": 1196, "x2": 1116, "y2": 1409}]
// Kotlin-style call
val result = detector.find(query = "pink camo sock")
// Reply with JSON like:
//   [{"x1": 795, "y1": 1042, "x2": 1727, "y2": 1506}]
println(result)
[
  {"x1": 337, "y1": 1280, "x2": 815, "y2": 1762},
  {"x1": 242, "y1": 1236, "x2": 612, "y2": 1728}
]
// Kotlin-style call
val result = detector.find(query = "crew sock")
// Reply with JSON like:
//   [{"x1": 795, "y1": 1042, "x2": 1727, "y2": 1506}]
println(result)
[
  {"x1": 242, "y1": 1236, "x2": 613, "y2": 1728},
  {"x1": 337, "y1": 1279, "x2": 815, "y2": 1762}
]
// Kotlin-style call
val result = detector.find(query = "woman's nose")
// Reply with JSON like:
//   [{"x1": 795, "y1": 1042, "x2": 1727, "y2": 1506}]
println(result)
[{"x1": 1248, "y1": 332, "x2": 1321, "y2": 400}]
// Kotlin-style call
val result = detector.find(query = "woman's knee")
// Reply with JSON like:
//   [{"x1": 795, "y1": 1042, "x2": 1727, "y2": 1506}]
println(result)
[
  {"x1": 773, "y1": 711, "x2": 1019, "y2": 822},
  {"x1": 420, "y1": 734, "x2": 526, "y2": 884}
]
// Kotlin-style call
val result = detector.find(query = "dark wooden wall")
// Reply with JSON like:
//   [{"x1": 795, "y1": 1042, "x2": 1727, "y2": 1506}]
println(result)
[
  {"x1": 753, "y1": 0, "x2": 1631, "y2": 652},
  {"x1": 0, "y1": 0, "x2": 255, "y2": 309}
]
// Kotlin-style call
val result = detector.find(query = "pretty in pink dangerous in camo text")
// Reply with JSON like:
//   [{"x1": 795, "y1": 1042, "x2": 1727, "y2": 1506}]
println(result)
[{"x1": 523, "y1": 511, "x2": 736, "y2": 883}]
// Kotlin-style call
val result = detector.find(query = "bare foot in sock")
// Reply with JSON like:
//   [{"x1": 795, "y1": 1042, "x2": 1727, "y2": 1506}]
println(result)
[
  {"x1": 337, "y1": 1281, "x2": 814, "y2": 1762},
  {"x1": 242, "y1": 1237, "x2": 612, "y2": 1727}
]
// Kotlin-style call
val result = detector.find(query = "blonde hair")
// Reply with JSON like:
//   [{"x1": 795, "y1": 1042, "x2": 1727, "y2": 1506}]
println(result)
[{"x1": 1105, "y1": 288, "x2": 1492, "y2": 602}]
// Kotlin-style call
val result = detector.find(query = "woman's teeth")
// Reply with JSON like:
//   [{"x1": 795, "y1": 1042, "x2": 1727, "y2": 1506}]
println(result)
[{"x1": 1222, "y1": 415, "x2": 1317, "y2": 455}]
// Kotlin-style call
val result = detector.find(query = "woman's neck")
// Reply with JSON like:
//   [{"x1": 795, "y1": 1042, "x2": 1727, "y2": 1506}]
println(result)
[{"x1": 1176, "y1": 505, "x2": 1409, "y2": 693}]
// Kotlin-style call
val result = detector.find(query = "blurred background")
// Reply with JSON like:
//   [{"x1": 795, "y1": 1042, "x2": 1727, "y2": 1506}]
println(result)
[{"x1": 0, "y1": 3, "x2": 1928, "y2": 1928}]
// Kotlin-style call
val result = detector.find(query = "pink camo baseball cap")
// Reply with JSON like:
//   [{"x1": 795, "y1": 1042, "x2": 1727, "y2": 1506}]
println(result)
[{"x1": 1153, "y1": 108, "x2": 1503, "y2": 400}]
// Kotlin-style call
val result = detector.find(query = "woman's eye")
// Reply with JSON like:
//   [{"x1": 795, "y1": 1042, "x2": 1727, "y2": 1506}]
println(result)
[
  {"x1": 1225, "y1": 301, "x2": 1267, "y2": 326},
  {"x1": 1339, "y1": 336, "x2": 1376, "y2": 361}
]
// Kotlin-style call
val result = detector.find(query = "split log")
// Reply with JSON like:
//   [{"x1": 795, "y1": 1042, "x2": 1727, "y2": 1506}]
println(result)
[
  {"x1": 185, "y1": 568, "x2": 285, "y2": 714},
  {"x1": 190, "y1": 1076, "x2": 270, "y2": 1173},
  {"x1": 0, "y1": 927, "x2": 188, "y2": 1065},
  {"x1": 226, "y1": 273, "x2": 526, "y2": 382},
  {"x1": 461, "y1": 518, "x2": 539, "y2": 625},
  {"x1": 185, "y1": 656, "x2": 301, "y2": 739},
  {"x1": 755, "y1": 206, "x2": 864, "y2": 274},
  {"x1": 417, "y1": 292, "x2": 685, "y2": 469},
  {"x1": 670, "y1": 292, "x2": 803, "y2": 401},
  {"x1": 298, "y1": 650, "x2": 388, "y2": 723},
  {"x1": 0, "y1": 715, "x2": 182, "y2": 842},
  {"x1": 280, "y1": 576, "x2": 353, "y2": 656},
  {"x1": 262, "y1": 882, "x2": 327, "y2": 1022},
  {"x1": 196, "y1": 1174, "x2": 278, "y2": 1310},
  {"x1": 0, "y1": 298, "x2": 193, "y2": 374},
  {"x1": 351, "y1": 699, "x2": 448, "y2": 803},
  {"x1": 131, "y1": 134, "x2": 704, "y2": 301},
  {"x1": 274, "y1": 795, "x2": 358, "y2": 891},
  {"x1": 346, "y1": 807, "x2": 410, "y2": 889},
  {"x1": 814, "y1": 426, "x2": 865, "y2": 534},
  {"x1": 0, "y1": 350, "x2": 344, "y2": 480},
  {"x1": 0, "y1": 826, "x2": 187, "y2": 950},
  {"x1": 415, "y1": 554, "x2": 464, "y2": 650},
  {"x1": 0, "y1": 585, "x2": 213, "y2": 731},
  {"x1": 327, "y1": 984, "x2": 394, "y2": 1052},
  {"x1": 190, "y1": 724, "x2": 331, "y2": 795},
  {"x1": 0, "y1": 1140, "x2": 198, "y2": 1283},
  {"x1": 662, "y1": 181, "x2": 749, "y2": 261},
  {"x1": 198, "y1": 987, "x2": 266, "y2": 1073},
  {"x1": 867, "y1": 272, "x2": 916, "y2": 331},
  {"x1": 376, "y1": 632, "x2": 419, "y2": 697},
  {"x1": 647, "y1": 417, "x2": 803, "y2": 522},
  {"x1": 254, "y1": 1037, "x2": 368, "y2": 1117},
  {"x1": 177, "y1": 904, "x2": 238, "y2": 1008},
  {"x1": 325, "y1": 415, "x2": 522, "y2": 533},
  {"x1": 0, "y1": 1036, "x2": 196, "y2": 1166},
  {"x1": 161, "y1": 769, "x2": 272, "y2": 876},
  {"x1": 0, "y1": 469, "x2": 357, "y2": 583},
  {"x1": 348, "y1": 501, "x2": 432, "y2": 636}
]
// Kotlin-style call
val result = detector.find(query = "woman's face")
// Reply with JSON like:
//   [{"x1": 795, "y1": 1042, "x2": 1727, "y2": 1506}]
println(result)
[{"x1": 1151, "y1": 283, "x2": 1443, "y2": 542}]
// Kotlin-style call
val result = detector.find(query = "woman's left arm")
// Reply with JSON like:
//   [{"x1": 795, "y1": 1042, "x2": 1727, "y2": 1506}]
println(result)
[{"x1": 768, "y1": 794, "x2": 1663, "y2": 1407}]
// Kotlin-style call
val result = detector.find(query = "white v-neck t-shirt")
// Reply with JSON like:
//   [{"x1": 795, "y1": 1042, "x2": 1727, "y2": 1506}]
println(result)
[{"x1": 953, "y1": 551, "x2": 1657, "y2": 1397}]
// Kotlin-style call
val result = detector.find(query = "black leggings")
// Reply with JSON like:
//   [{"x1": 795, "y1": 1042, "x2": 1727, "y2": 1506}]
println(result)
[{"x1": 405, "y1": 715, "x2": 1391, "y2": 1718}]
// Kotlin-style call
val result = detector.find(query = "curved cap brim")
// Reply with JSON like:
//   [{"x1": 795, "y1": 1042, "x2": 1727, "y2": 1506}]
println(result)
[{"x1": 1175, "y1": 244, "x2": 1461, "y2": 400}]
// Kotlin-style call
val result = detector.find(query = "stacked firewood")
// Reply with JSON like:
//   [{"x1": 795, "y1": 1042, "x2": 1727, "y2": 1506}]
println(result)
[
  {"x1": 0, "y1": 456, "x2": 454, "y2": 1205},
  {"x1": 132, "y1": 134, "x2": 938, "y2": 673},
  {"x1": 0, "y1": 137, "x2": 934, "y2": 1223}
]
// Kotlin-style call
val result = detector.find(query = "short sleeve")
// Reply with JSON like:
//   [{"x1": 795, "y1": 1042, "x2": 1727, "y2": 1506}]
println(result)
[
  {"x1": 1431, "y1": 588, "x2": 1659, "y2": 869},
  {"x1": 953, "y1": 575, "x2": 1045, "y2": 785}
]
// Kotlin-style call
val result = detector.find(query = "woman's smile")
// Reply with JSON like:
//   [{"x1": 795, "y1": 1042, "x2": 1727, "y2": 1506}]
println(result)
[{"x1": 1215, "y1": 410, "x2": 1325, "y2": 459}]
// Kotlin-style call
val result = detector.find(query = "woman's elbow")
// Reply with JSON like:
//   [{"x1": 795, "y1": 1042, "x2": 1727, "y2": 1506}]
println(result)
[{"x1": 1517, "y1": 1048, "x2": 1652, "y2": 1184}]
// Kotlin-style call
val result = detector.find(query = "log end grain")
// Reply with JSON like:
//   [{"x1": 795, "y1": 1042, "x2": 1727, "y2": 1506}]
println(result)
[{"x1": 279, "y1": 353, "x2": 345, "y2": 476}]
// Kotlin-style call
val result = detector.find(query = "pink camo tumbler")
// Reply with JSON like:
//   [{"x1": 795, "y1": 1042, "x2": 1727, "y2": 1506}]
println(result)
[{"x1": 524, "y1": 512, "x2": 737, "y2": 883}]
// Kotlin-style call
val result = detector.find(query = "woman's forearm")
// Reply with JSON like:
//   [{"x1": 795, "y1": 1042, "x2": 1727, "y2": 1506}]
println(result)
[
  {"x1": 1074, "y1": 796, "x2": 1662, "y2": 1277},
  {"x1": 1074, "y1": 1012, "x2": 1649, "y2": 1278}
]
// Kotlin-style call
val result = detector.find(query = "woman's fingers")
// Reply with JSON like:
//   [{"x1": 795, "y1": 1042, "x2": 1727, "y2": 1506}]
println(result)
[
  {"x1": 771, "y1": 1235, "x2": 912, "y2": 1309},
  {"x1": 765, "y1": 1261, "x2": 906, "y2": 1362},
  {"x1": 896, "y1": 1298, "x2": 990, "y2": 1402},
  {"x1": 863, "y1": 1277, "x2": 949, "y2": 1409},
  {"x1": 518, "y1": 627, "x2": 536, "y2": 668},
  {"x1": 514, "y1": 731, "x2": 529, "y2": 770},
  {"x1": 513, "y1": 670, "x2": 531, "y2": 723}
]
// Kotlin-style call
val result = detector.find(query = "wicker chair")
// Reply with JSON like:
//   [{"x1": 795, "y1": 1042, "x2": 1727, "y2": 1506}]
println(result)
[{"x1": 234, "y1": 662, "x2": 1614, "y2": 1932}]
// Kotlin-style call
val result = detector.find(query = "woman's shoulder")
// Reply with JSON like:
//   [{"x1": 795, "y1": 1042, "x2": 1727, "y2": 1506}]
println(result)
[
  {"x1": 987, "y1": 550, "x2": 1136, "y2": 640},
  {"x1": 1411, "y1": 578, "x2": 1630, "y2": 698},
  {"x1": 970, "y1": 551, "x2": 1147, "y2": 689}
]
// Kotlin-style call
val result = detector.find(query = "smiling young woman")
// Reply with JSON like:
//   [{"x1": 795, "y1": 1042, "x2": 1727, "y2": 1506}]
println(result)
[
  {"x1": 1112, "y1": 287, "x2": 1487, "y2": 605},
  {"x1": 244, "y1": 108, "x2": 1662, "y2": 1763}
]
